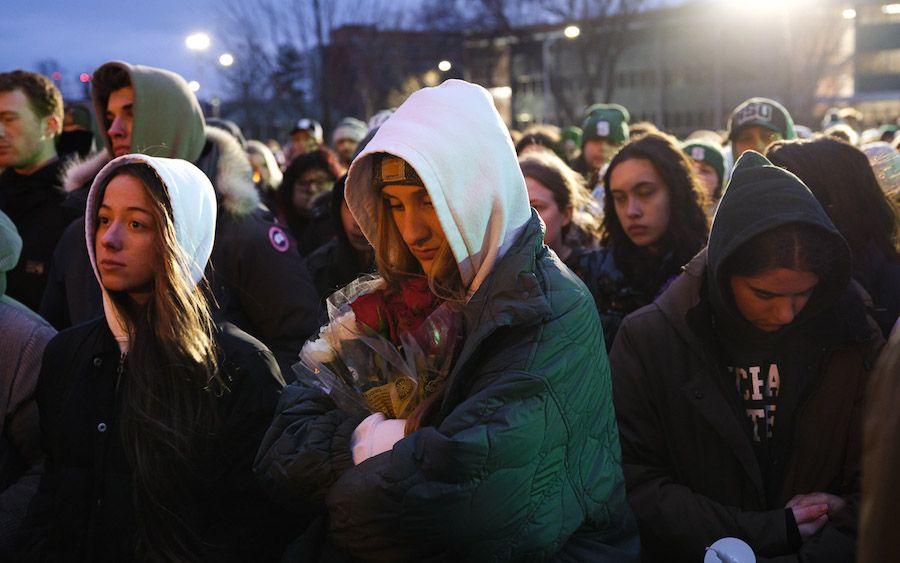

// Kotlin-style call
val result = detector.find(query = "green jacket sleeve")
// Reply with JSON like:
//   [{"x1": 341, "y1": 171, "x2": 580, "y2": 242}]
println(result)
[{"x1": 324, "y1": 369, "x2": 573, "y2": 561}]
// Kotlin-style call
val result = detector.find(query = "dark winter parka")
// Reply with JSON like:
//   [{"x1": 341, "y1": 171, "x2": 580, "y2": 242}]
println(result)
[
  {"x1": 254, "y1": 80, "x2": 639, "y2": 562},
  {"x1": 305, "y1": 176, "x2": 375, "y2": 319},
  {"x1": 0, "y1": 158, "x2": 78, "y2": 311},
  {"x1": 610, "y1": 152, "x2": 884, "y2": 563},
  {"x1": 18, "y1": 319, "x2": 291, "y2": 562}
]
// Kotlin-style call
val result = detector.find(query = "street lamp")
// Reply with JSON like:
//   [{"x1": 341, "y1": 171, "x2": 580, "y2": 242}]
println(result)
[
  {"x1": 438, "y1": 60, "x2": 452, "y2": 72},
  {"x1": 542, "y1": 25, "x2": 580, "y2": 124},
  {"x1": 219, "y1": 53, "x2": 234, "y2": 67},
  {"x1": 185, "y1": 32, "x2": 211, "y2": 51},
  {"x1": 185, "y1": 32, "x2": 211, "y2": 99}
]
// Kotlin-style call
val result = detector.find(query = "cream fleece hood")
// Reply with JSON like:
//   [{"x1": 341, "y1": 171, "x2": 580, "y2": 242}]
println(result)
[
  {"x1": 345, "y1": 79, "x2": 531, "y2": 297},
  {"x1": 85, "y1": 154, "x2": 217, "y2": 352}
]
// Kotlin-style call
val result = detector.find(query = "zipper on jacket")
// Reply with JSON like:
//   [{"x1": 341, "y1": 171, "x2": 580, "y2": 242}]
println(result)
[{"x1": 114, "y1": 353, "x2": 126, "y2": 397}]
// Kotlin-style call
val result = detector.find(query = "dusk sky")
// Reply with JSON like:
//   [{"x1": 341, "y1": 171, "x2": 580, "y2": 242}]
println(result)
[{"x1": 2, "y1": 0, "x2": 227, "y2": 100}]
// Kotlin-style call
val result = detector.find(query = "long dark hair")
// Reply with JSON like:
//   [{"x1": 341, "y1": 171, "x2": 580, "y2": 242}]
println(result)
[
  {"x1": 601, "y1": 133, "x2": 709, "y2": 278},
  {"x1": 93, "y1": 163, "x2": 225, "y2": 561},
  {"x1": 766, "y1": 138, "x2": 899, "y2": 280}
]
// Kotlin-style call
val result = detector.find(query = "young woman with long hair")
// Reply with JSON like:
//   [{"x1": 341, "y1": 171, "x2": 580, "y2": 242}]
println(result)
[
  {"x1": 19, "y1": 155, "x2": 291, "y2": 561},
  {"x1": 575, "y1": 132, "x2": 709, "y2": 349},
  {"x1": 255, "y1": 80, "x2": 639, "y2": 561},
  {"x1": 611, "y1": 151, "x2": 884, "y2": 562},
  {"x1": 766, "y1": 137, "x2": 900, "y2": 337}
]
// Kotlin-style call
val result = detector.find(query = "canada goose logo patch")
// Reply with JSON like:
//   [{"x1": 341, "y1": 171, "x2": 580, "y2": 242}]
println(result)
[{"x1": 268, "y1": 225, "x2": 290, "y2": 253}]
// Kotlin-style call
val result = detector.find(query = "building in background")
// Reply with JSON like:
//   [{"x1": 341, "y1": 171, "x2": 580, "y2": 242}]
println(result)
[
  {"x1": 852, "y1": 0, "x2": 900, "y2": 122},
  {"x1": 463, "y1": 0, "x2": 900, "y2": 135}
]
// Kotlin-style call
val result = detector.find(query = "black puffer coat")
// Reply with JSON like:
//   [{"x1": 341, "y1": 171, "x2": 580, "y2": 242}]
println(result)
[{"x1": 17, "y1": 319, "x2": 294, "y2": 562}]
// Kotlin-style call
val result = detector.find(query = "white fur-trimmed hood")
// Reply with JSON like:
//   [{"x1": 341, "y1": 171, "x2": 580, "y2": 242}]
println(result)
[
  {"x1": 199, "y1": 126, "x2": 259, "y2": 216},
  {"x1": 62, "y1": 149, "x2": 111, "y2": 194}
]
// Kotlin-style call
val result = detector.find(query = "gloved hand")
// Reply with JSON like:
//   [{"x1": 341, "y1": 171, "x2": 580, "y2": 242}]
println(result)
[{"x1": 350, "y1": 412, "x2": 407, "y2": 465}]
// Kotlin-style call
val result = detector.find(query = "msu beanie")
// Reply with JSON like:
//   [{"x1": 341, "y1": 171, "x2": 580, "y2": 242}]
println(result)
[
  {"x1": 683, "y1": 140, "x2": 726, "y2": 185},
  {"x1": 727, "y1": 97, "x2": 796, "y2": 142},
  {"x1": 581, "y1": 103, "x2": 630, "y2": 145}
]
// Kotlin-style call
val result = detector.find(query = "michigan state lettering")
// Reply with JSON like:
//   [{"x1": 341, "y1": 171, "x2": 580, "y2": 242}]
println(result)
[{"x1": 732, "y1": 363, "x2": 781, "y2": 442}]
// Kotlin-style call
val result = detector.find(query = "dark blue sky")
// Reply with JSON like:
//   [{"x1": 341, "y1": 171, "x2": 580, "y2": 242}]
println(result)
[{"x1": 2, "y1": 0, "x2": 226, "y2": 100}]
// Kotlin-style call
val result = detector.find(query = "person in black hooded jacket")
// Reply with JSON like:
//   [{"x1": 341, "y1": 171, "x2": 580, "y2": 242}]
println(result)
[
  {"x1": 304, "y1": 175, "x2": 375, "y2": 320},
  {"x1": 610, "y1": 151, "x2": 884, "y2": 562}
]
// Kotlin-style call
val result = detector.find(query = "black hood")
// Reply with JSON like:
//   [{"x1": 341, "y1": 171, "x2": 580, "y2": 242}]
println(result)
[{"x1": 706, "y1": 151, "x2": 851, "y2": 336}]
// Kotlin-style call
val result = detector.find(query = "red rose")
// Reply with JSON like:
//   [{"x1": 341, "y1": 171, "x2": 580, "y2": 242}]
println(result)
[
  {"x1": 401, "y1": 277, "x2": 437, "y2": 314},
  {"x1": 350, "y1": 291, "x2": 389, "y2": 337},
  {"x1": 350, "y1": 277, "x2": 441, "y2": 346}
]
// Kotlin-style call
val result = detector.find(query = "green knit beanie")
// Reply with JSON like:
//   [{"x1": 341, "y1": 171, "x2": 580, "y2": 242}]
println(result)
[
  {"x1": 683, "y1": 140, "x2": 726, "y2": 185},
  {"x1": 581, "y1": 104, "x2": 630, "y2": 145}
]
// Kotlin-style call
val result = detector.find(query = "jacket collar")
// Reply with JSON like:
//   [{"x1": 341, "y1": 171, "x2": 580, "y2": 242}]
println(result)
[
  {"x1": 461, "y1": 211, "x2": 553, "y2": 341},
  {"x1": 439, "y1": 212, "x2": 552, "y2": 414}
]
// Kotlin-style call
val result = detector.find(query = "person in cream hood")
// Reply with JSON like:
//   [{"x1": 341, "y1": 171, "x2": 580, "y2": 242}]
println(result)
[
  {"x1": 255, "y1": 80, "x2": 639, "y2": 561},
  {"x1": 19, "y1": 155, "x2": 292, "y2": 561}
]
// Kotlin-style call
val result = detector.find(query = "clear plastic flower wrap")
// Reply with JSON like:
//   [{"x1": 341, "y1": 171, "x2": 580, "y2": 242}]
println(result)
[{"x1": 294, "y1": 274, "x2": 462, "y2": 419}]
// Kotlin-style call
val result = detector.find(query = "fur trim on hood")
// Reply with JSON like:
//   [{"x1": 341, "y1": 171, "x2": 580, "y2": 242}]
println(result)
[
  {"x1": 62, "y1": 149, "x2": 112, "y2": 194},
  {"x1": 61, "y1": 128, "x2": 258, "y2": 217},
  {"x1": 197, "y1": 126, "x2": 259, "y2": 217}
]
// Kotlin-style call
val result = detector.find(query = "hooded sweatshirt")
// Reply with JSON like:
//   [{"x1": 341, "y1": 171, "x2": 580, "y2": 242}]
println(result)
[
  {"x1": 92, "y1": 61, "x2": 205, "y2": 162},
  {"x1": 610, "y1": 151, "x2": 879, "y2": 562},
  {"x1": 345, "y1": 79, "x2": 532, "y2": 298},
  {"x1": 84, "y1": 154, "x2": 216, "y2": 352},
  {"x1": 21, "y1": 157, "x2": 295, "y2": 561},
  {"x1": 704, "y1": 151, "x2": 851, "y2": 494}
]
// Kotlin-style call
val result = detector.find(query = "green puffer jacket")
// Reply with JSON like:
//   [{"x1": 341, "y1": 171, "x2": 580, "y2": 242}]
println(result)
[{"x1": 254, "y1": 213, "x2": 639, "y2": 562}]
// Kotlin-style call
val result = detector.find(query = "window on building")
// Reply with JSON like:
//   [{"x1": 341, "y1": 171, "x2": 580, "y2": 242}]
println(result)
[
  {"x1": 859, "y1": 4, "x2": 900, "y2": 25},
  {"x1": 858, "y1": 49, "x2": 900, "y2": 75}
]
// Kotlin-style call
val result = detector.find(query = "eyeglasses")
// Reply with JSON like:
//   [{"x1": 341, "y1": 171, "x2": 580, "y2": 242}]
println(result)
[{"x1": 296, "y1": 180, "x2": 333, "y2": 194}]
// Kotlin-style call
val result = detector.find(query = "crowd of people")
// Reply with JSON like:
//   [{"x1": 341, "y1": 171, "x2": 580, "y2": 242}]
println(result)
[{"x1": 0, "y1": 60, "x2": 897, "y2": 562}]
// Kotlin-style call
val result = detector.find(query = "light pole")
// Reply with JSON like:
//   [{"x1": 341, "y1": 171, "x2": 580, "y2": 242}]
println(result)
[{"x1": 542, "y1": 25, "x2": 580, "y2": 124}]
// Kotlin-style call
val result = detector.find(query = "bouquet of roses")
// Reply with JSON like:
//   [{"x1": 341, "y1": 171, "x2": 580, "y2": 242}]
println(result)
[{"x1": 295, "y1": 274, "x2": 463, "y2": 419}]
